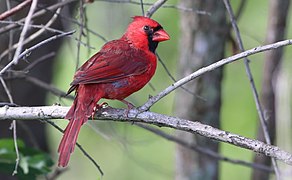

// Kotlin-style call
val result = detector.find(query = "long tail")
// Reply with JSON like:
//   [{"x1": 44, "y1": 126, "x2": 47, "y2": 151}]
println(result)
[{"x1": 58, "y1": 85, "x2": 102, "y2": 167}]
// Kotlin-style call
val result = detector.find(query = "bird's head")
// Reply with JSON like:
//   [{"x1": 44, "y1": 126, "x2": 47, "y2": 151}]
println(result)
[{"x1": 123, "y1": 16, "x2": 170, "y2": 53}]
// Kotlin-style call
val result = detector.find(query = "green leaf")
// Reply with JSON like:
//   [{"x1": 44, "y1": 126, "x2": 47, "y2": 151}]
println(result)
[
  {"x1": 0, "y1": 139, "x2": 25, "y2": 164},
  {"x1": 0, "y1": 138, "x2": 25, "y2": 150},
  {"x1": 19, "y1": 156, "x2": 29, "y2": 174},
  {"x1": 0, "y1": 138, "x2": 54, "y2": 179}
]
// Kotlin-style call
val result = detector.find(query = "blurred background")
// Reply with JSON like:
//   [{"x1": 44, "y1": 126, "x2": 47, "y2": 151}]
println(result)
[{"x1": 1, "y1": 0, "x2": 292, "y2": 179}]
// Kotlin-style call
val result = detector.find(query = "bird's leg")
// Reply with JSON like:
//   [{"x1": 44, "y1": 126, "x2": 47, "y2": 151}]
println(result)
[
  {"x1": 119, "y1": 99, "x2": 135, "y2": 117},
  {"x1": 91, "y1": 102, "x2": 109, "y2": 120}
]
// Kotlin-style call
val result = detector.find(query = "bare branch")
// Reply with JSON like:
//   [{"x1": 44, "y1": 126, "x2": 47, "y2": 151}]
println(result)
[
  {"x1": 0, "y1": 20, "x2": 66, "y2": 34},
  {"x1": 139, "y1": 0, "x2": 145, "y2": 16},
  {"x1": 162, "y1": 4, "x2": 211, "y2": 15},
  {"x1": 23, "y1": 52, "x2": 56, "y2": 71},
  {"x1": 95, "y1": 0, "x2": 210, "y2": 15},
  {"x1": 25, "y1": 76, "x2": 74, "y2": 100},
  {"x1": 146, "y1": 0, "x2": 168, "y2": 18},
  {"x1": 234, "y1": 0, "x2": 247, "y2": 20},
  {"x1": 1, "y1": 105, "x2": 292, "y2": 166},
  {"x1": 0, "y1": 30, "x2": 75, "y2": 76},
  {"x1": 10, "y1": 121, "x2": 19, "y2": 176},
  {"x1": 0, "y1": 0, "x2": 32, "y2": 20},
  {"x1": 76, "y1": 1, "x2": 86, "y2": 70},
  {"x1": 0, "y1": 7, "x2": 62, "y2": 60},
  {"x1": 156, "y1": 53, "x2": 205, "y2": 101},
  {"x1": 3, "y1": 72, "x2": 74, "y2": 100},
  {"x1": 11, "y1": 0, "x2": 38, "y2": 66},
  {"x1": 138, "y1": 39, "x2": 292, "y2": 112},
  {"x1": 0, "y1": 77, "x2": 13, "y2": 102},
  {"x1": 0, "y1": 20, "x2": 96, "y2": 52},
  {"x1": 0, "y1": 0, "x2": 77, "y2": 35},
  {"x1": 0, "y1": 70, "x2": 19, "y2": 176}
]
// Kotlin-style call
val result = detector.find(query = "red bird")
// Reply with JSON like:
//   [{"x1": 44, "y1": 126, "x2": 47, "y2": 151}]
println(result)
[{"x1": 58, "y1": 16, "x2": 170, "y2": 167}]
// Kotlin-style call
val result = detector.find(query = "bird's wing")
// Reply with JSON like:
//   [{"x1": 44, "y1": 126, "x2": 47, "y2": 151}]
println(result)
[{"x1": 70, "y1": 40, "x2": 151, "y2": 87}]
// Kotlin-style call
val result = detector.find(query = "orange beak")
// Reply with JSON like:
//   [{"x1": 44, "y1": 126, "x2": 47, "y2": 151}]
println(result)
[{"x1": 152, "y1": 29, "x2": 170, "y2": 42}]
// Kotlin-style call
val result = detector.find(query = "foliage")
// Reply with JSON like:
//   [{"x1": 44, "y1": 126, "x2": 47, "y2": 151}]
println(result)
[{"x1": 0, "y1": 139, "x2": 54, "y2": 180}]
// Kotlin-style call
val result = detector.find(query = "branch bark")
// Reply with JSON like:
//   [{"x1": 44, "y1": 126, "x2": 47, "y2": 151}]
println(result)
[{"x1": 1, "y1": 105, "x2": 292, "y2": 166}]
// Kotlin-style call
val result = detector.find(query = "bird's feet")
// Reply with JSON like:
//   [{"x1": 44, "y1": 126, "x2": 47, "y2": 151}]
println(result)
[{"x1": 91, "y1": 102, "x2": 109, "y2": 120}]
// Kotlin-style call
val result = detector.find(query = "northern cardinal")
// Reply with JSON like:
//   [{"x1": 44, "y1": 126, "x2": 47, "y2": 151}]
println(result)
[{"x1": 58, "y1": 16, "x2": 170, "y2": 167}]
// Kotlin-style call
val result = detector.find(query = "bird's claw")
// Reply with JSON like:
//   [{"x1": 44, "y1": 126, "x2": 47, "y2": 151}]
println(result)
[{"x1": 91, "y1": 102, "x2": 109, "y2": 120}]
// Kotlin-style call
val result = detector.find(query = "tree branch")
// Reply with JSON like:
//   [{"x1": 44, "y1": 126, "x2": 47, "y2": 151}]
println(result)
[
  {"x1": 0, "y1": 30, "x2": 75, "y2": 76},
  {"x1": 0, "y1": 0, "x2": 32, "y2": 20},
  {"x1": 146, "y1": 0, "x2": 167, "y2": 18},
  {"x1": 0, "y1": 0, "x2": 77, "y2": 35},
  {"x1": 139, "y1": 38, "x2": 292, "y2": 112},
  {"x1": 1, "y1": 105, "x2": 292, "y2": 166},
  {"x1": 11, "y1": 0, "x2": 38, "y2": 66}
]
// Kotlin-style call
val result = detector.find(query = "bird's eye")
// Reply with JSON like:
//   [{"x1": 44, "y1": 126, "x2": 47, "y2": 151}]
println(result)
[{"x1": 143, "y1": 25, "x2": 150, "y2": 31}]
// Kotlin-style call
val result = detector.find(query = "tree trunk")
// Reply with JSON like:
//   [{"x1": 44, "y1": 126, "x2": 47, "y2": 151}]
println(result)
[
  {"x1": 252, "y1": 0, "x2": 290, "y2": 179},
  {"x1": 175, "y1": 1, "x2": 227, "y2": 180}
]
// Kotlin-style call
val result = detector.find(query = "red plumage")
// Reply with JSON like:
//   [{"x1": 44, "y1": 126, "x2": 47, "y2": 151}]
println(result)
[{"x1": 58, "y1": 16, "x2": 170, "y2": 167}]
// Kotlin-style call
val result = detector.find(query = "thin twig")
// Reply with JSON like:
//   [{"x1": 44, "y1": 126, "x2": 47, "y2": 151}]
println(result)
[
  {"x1": 140, "y1": 0, "x2": 145, "y2": 16},
  {"x1": 76, "y1": 1, "x2": 86, "y2": 70},
  {"x1": 25, "y1": 76, "x2": 75, "y2": 100},
  {"x1": 0, "y1": 30, "x2": 75, "y2": 76},
  {"x1": 33, "y1": 1, "x2": 107, "y2": 42},
  {"x1": 10, "y1": 121, "x2": 19, "y2": 176},
  {"x1": 23, "y1": 52, "x2": 56, "y2": 71},
  {"x1": 47, "y1": 168, "x2": 68, "y2": 180},
  {"x1": 0, "y1": 20, "x2": 95, "y2": 55},
  {"x1": 0, "y1": 20, "x2": 66, "y2": 34},
  {"x1": 0, "y1": 77, "x2": 13, "y2": 103},
  {"x1": 11, "y1": 0, "x2": 38, "y2": 66},
  {"x1": 139, "y1": 39, "x2": 292, "y2": 112},
  {"x1": 156, "y1": 53, "x2": 205, "y2": 101},
  {"x1": 148, "y1": 82, "x2": 156, "y2": 91},
  {"x1": 6, "y1": 0, "x2": 14, "y2": 60},
  {"x1": 146, "y1": 0, "x2": 168, "y2": 18},
  {"x1": 3, "y1": 72, "x2": 74, "y2": 100},
  {"x1": 136, "y1": 123, "x2": 273, "y2": 173},
  {"x1": 0, "y1": 7, "x2": 62, "y2": 60},
  {"x1": 162, "y1": 5, "x2": 211, "y2": 15},
  {"x1": 23, "y1": 7, "x2": 62, "y2": 49},
  {"x1": 0, "y1": 77, "x2": 19, "y2": 176},
  {"x1": 0, "y1": 0, "x2": 32, "y2": 20},
  {"x1": 235, "y1": 0, "x2": 247, "y2": 20},
  {"x1": 83, "y1": 7, "x2": 91, "y2": 57},
  {"x1": 43, "y1": 119, "x2": 103, "y2": 176},
  {"x1": 0, "y1": 0, "x2": 77, "y2": 35},
  {"x1": 222, "y1": 0, "x2": 280, "y2": 178},
  {"x1": 95, "y1": 0, "x2": 210, "y2": 15}
]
